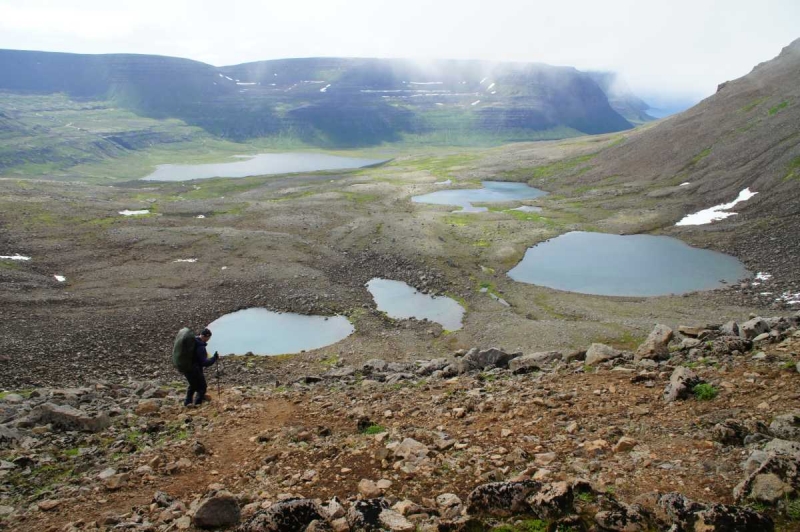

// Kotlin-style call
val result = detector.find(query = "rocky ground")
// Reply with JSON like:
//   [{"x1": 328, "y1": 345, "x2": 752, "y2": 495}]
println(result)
[{"x1": 0, "y1": 312, "x2": 798, "y2": 531}]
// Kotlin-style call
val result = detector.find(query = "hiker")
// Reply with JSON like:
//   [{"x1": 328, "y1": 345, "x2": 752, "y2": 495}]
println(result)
[{"x1": 182, "y1": 327, "x2": 219, "y2": 406}]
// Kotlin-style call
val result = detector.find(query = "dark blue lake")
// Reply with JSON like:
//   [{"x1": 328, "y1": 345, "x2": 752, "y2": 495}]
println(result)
[{"x1": 507, "y1": 231, "x2": 751, "y2": 296}]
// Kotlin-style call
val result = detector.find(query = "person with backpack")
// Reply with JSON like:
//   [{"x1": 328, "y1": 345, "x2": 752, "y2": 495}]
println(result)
[{"x1": 175, "y1": 327, "x2": 219, "y2": 407}]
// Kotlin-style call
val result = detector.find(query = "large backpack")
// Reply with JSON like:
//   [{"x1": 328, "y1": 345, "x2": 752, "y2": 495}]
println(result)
[{"x1": 172, "y1": 327, "x2": 196, "y2": 373}]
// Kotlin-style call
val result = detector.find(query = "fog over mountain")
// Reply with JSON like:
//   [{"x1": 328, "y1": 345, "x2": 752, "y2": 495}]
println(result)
[{"x1": 1, "y1": 0, "x2": 798, "y2": 106}]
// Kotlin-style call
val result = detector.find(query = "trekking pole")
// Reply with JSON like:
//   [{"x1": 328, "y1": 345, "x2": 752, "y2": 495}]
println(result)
[{"x1": 216, "y1": 354, "x2": 222, "y2": 400}]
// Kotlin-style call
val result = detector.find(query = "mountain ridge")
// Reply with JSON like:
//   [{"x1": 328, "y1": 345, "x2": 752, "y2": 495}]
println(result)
[{"x1": 0, "y1": 48, "x2": 637, "y2": 147}]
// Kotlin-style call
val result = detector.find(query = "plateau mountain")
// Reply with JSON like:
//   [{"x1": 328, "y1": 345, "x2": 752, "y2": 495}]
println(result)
[{"x1": 0, "y1": 50, "x2": 637, "y2": 147}]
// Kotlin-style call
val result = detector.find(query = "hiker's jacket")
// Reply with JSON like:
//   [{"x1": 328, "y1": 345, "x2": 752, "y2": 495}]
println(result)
[{"x1": 193, "y1": 337, "x2": 218, "y2": 369}]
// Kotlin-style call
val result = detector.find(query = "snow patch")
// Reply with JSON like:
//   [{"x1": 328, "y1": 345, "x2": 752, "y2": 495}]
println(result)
[
  {"x1": 119, "y1": 210, "x2": 150, "y2": 216},
  {"x1": 491, "y1": 91, "x2": 497, "y2": 94},
  {"x1": 236, "y1": 82, "x2": 257, "y2": 86},
  {"x1": 471, "y1": 100, "x2": 481, "y2": 106},
  {"x1": 173, "y1": 259, "x2": 197, "y2": 263},
  {"x1": 196, "y1": 215, "x2": 206, "y2": 219},
  {"x1": 434, "y1": 179, "x2": 452, "y2": 185},
  {"x1": 224, "y1": 76, "x2": 233, "y2": 81},
  {"x1": 777, "y1": 291, "x2": 800, "y2": 305},
  {"x1": 409, "y1": 81, "x2": 443, "y2": 85},
  {"x1": 480, "y1": 77, "x2": 488, "y2": 84},
  {"x1": 679, "y1": 182, "x2": 691, "y2": 187},
  {"x1": 320, "y1": 84, "x2": 331, "y2": 93},
  {"x1": 0, "y1": 254, "x2": 31, "y2": 261},
  {"x1": 486, "y1": 82, "x2": 496, "y2": 91},
  {"x1": 755, "y1": 272, "x2": 772, "y2": 282},
  {"x1": 675, "y1": 188, "x2": 757, "y2": 226},
  {"x1": 54, "y1": 275, "x2": 66, "y2": 282}
]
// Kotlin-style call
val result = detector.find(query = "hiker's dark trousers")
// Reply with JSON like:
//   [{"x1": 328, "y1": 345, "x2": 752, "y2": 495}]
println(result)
[{"x1": 183, "y1": 366, "x2": 207, "y2": 405}]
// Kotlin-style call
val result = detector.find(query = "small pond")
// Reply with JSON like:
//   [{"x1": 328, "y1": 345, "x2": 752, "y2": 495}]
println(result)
[
  {"x1": 366, "y1": 278, "x2": 465, "y2": 331},
  {"x1": 206, "y1": 308, "x2": 354, "y2": 356},
  {"x1": 412, "y1": 181, "x2": 547, "y2": 212},
  {"x1": 507, "y1": 231, "x2": 750, "y2": 297},
  {"x1": 141, "y1": 153, "x2": 387, "y2": 182}
]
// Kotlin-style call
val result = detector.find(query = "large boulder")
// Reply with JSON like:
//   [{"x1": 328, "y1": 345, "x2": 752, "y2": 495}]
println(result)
[
  {"x1": 663, "y1": 367, "x2": 703, "y2": 403},
  {"x1": 734, "y1": 455, "x2": 800, "y2": 504},
  {"x1": 194, "y1": 492, "x2": 241, "y2": 529},
  {"x1": 585, "y1": 343, "x2": 622, "y2": 366},
  {"x1": 635, "y1": 325, "x2": 673, "y2": 361},
  {"x1": 457, "y1": 348, "x2": 521, "y2": 373},
  {"x1": 739, "y1": 317, "x2": 770, "y2": 340},
  {"x1": 508, "y1": 351, "x2": 561, "y2": 374},
  {"x1": 24, "y1": 403, "x2": 110, "y2": 433},
  {"x1": 656, "y1": 492, "x2": 773, "y2": 531},
  {"x1": 465, "y1": 480, "x2": 540, "y2": 517},
  {"x1": 237, "y1": 499, "x2": 323, "y2": 532},
  {"x1": 346, "y1": 498, "x2": 390, "y2": 530},
  {"x1": 769, "y1": 412, "x2": 800, "y2": 441}
]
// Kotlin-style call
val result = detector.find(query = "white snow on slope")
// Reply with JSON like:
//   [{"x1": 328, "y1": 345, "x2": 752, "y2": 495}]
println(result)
[
  {"x1": 320, "y1": 84, "x2": 331, "y2": 93},
  {"x1": 54, "y1": 275, "x2": 66, "y2": 282},
  {"x1": 675, "y1": 188, "x2": 757, "y2": 226},
  {"x1": 119, "y1": 210, "x2": 150, "y2": 216},
  {"x1": 0, "y1": 254, "x2": 31, "y2": 261},
  {"x1": 471, "y1": 100, "x2": 481, "y2": 106}
]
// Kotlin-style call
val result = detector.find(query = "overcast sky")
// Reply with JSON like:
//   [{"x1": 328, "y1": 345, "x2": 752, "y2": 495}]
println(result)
[{"x1": 1, "y1": 0, "x2": 798, "y2": 102}]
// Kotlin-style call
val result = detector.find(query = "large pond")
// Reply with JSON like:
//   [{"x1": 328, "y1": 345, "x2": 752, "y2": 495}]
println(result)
[
  {"x1": 141, "y1": 153, "x2": 387, "y2": 182},
  {"x1": 412, "y1": 181, "x2": 547, "y2": 212},
  {"x1": 367, "y1": 278, "x2": 465, "y2": 331},
  {"x1": 206, "y1": 308, "x2": 354, "y2": 356},
  {"x1": 507, "y1": 231, "x2": 750, "y2": 297}
]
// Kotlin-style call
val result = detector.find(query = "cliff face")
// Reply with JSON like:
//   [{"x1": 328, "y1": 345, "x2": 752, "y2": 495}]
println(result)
[{"x1": 0, "y1": 50, "x2": 633, "y2": 146}]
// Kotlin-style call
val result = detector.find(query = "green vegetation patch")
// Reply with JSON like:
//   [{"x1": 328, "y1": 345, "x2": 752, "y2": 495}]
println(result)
[
  {"x1": 362, "y1": 424, "x2": 387, "y2": 435},
  {"x1": 504, "y1": 153, "x2": 598, "y2": 182},
  {"x1": 443, "y1": 214, "x2": 477, "y2": 227},
  {"x1": 689, "y1": 147, "x2": 712, "y2": 166},
  {"x1": 768, "y1": 100, "x2": 790, "y2": 116},
  {"x1": 785, "y1": 156, "x2": 800, "y2": 181},
  {"x1": 693, "y1": 383, "x2": 719, "y2": 400},
  {"x1": 740, "y1": 97, "x2": 768, "y2": 113}
]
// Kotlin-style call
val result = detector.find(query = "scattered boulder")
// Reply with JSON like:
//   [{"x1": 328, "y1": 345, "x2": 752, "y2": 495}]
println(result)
[
  {"x1": 711, "y1": 420, "x2": 748, "y2": 445},
  {"x1": 720, "y1": 321, "x2": 740, "y2": 337},
  {"x1": 393, "y1": 438, "x2": 429, "y2": 461},
  {"x1": 739, "y1": 317, "x2": 770, "y2": 340},
  {"x1": 24, "y1": 403, "x2": 110, "y2": 433},
  {"x1": 656, "y1": 492, "x2": 773, "y2": 531},
  {"x1": 457, "y1": 348, "x2": 520, "y2": 373},
  {"x1": 763, "y1": 438, "x2": 800, "y2": 456},
  {"x1": 663, "y1": 367, "x2": 703, "y2": 403},
  {"x1": 346, "y1": 498, "x2": 390, "y2": 530},
  {"x1": 508, "y1": 352, "x2": 561, "y2": 374},
  {"x1": 194, "y1": 492, "x2": 241, "y2": 529},
  {"x1": 358, "y1": 479, "x2": 382, "y2": 499},
  {"x1": 635, "y1": 324, "x2": 673, "y2": 361},
  {"x1": 378, "y1": 509, "x2": 415, "y2": 531},
  {"x1": 769, "y1": 412, "x2": 800, "y2": 441},
  {"x1": 466, "y1": 480, "x2": 540, "y2": 517},
  {"x1": 237, "y1": 499, "x2": 323, "y2": 532},
  {"x1": 528, "y1": 481, "x2": 574, "y2": 520},
  {"x1": 708, "y1": 336, "x2": 752, "y2": 356},
  {"x1": 734, "y1": 455, "x2": 799, "y2": 504},
  {"x1": 584, "y1": 343, "x2": 622, "y2": 366}
]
